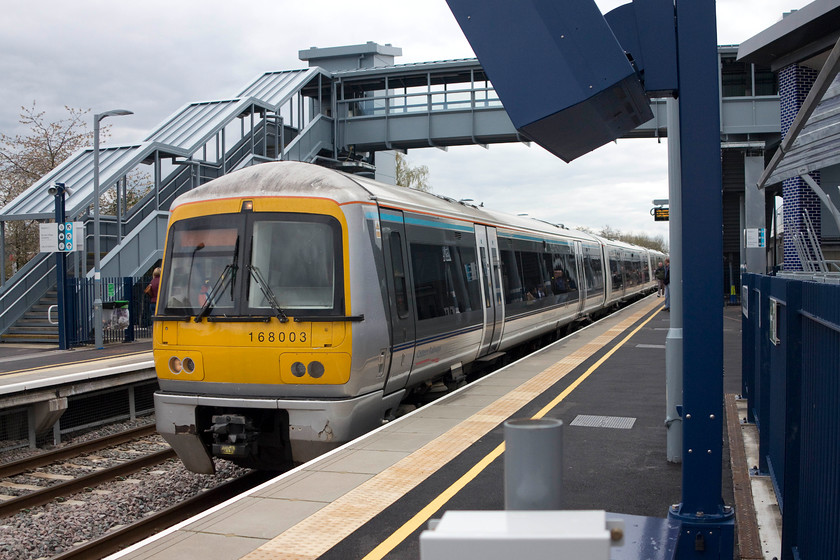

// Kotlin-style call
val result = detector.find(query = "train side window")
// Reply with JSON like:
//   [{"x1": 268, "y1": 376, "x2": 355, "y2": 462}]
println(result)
[
  {"x1": 498, "y1": 236, "x2": 524, "y2": 305},
  {"x1": 517, "y1": 250, "x2": 548, "y2": 300},
  {"x1": 479, "y1": 247, "x2": 492, "y2": 308},
  {"x1": 610, "y1": 250, "x2": 623, "y2": 289},
  {"x1": 390, "y1": 232, "x2": 409, "y2": 318},
  {"x1": 583, "y1": 245, "x2": 604, "y2": 295},
  {"x1": 550, "y1": 244, "x2": 579, "y2": 303},
  {"x1": 453, "y1": 245, "x2": 481, "y2": 312}
]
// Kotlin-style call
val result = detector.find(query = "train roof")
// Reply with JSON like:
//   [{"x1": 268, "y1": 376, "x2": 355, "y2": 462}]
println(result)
[{"x1": 171, "y1": 161, "x2": 657, "y2": 254}]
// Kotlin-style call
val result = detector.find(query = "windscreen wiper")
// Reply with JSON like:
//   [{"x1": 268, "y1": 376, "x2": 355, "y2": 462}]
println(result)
[
  {"x1": 247, "y1": 265, "x2": 289, "y2": 323},
  {"x1": 194, "y1": 264, "x2": 236, "y2": 322}
]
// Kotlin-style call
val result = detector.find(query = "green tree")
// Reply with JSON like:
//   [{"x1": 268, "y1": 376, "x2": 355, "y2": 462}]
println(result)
[
  {"x1": 0, "y1": 103, "x2": 99, "y2": 275},
  {"x1": 395, "y1": 152, "x2": 431, "y2": 192}
]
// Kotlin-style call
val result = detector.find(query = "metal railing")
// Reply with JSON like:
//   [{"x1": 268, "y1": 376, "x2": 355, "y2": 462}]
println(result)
[
  {"x1": 742, "y1": 273, "x2": 840, "y2": 558},
  {"x1": 64, "y1": 275, "x2": 154, "y2": 346}
]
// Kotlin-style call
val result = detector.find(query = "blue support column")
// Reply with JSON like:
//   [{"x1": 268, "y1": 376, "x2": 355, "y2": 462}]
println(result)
[
  {"x1": 52, "y1": 183, "x2": 69, "y2": 351},
  {"x1": 668, "y1": 0, "x2": 735, "y2": 556}
]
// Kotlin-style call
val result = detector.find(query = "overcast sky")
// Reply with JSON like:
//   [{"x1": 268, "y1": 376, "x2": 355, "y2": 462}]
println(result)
[{"x1": 0, "y1": 0, "x2": 810, "y2": 241}]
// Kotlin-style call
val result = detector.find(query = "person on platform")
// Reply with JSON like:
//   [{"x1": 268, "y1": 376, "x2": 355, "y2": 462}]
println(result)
[
  {"x1": 144, "y1": 267, "x2": 161, "y2": 322},
  {"x1": 654, "y1": 261, "x2": 665, "y2": 297},
  {"x1": 663, "y1": 259, "x2": 670, "y2": 311}
]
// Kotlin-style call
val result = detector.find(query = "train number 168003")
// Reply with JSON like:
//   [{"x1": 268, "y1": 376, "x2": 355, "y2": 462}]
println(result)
[{"x1": 248, "y1": 331, "x2": 307, "y2": 343}]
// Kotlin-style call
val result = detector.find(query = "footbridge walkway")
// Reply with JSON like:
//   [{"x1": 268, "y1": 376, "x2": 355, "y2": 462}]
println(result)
[{"x1": 0, "y1": 43, "x2": 779, "y2": 341}]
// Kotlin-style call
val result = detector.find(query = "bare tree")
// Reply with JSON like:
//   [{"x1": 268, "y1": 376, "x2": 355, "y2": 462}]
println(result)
[
  {"x1": 395, "y1": 152, "x2": 432, "y2": 192},
  {"x1": 575, "y1": 224, "x2": 669, "y2": 253},
  {"x1": 101, "y1": 168, "x2": 154, "y2": 216},
  {"x1": 0, "y1": 102, "x2": 100, "y2": 274}
]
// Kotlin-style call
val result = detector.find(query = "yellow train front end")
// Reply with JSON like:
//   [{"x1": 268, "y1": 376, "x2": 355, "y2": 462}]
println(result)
[{"x1": 153, "y1": 188, "x2": 364, "y2": 473}]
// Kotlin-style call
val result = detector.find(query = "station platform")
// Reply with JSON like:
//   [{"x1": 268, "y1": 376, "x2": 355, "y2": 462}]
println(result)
[
  {"x1": 0, "y1": 340, "x2": 153, "y2": 398},
  {"x1": 100, "y1": 295, "x2": 755, "y2": 560}
]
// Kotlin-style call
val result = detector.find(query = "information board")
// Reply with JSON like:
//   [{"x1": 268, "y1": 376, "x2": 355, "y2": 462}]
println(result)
[
  {"x1": 39, "y1": 222, "x2": 84, "y2": 252},
  {"x1": 653, "y1": 207, "x2": 669, "y2": 221}
]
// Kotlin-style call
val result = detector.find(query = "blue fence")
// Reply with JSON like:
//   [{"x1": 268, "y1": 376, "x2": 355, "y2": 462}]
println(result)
[
  {"x1": 742, "y1": 273, "x2": 840, "y2": 559},
  {"x1": 64, "y1": 275, "x2": 153, "y2": 346}
]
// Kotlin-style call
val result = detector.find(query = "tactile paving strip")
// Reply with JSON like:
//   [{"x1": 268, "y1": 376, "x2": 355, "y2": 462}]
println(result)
[
  {"x1": 569, "y1": 414, "x2": 636, "y2": 429},
  {"x1": 242, "y1": 297, "x2": 661, "y2": 560}
]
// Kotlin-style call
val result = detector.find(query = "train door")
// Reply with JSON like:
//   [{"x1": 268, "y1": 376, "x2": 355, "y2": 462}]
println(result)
[
  {"x1": 574, "y1": 241, "x2": 587, "y2": 315},
  {"x1": 380, "y1": 209, "x2": 416, "y2": 393},
  {"x1": 487, "y1": 228, "x2": 505, "y2": 352},
  {"x1": 475, "y1": 225, "x2": 503, "y2": 356}
]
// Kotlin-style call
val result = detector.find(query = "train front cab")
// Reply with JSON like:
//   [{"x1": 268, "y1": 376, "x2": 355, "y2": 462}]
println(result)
[{"x1": 152, "y1": 193, "x2": 394, "y2": 473}]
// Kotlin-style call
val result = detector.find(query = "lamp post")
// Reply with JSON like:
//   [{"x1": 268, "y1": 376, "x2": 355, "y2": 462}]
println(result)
[{"x1": 93, "y1": 109, "x2": 133, "y2": 349}]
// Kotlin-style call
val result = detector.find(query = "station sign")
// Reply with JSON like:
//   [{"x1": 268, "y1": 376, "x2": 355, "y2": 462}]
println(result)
[
  {"x1": 653, "y1": 207, "x2": 669, "y2": 222},
  {"x1": 745, "y1": 228, "x2": 766, "y2": 248},
  {"x1": 39, "y1": 222, "x2": 84, "y2": 253}
]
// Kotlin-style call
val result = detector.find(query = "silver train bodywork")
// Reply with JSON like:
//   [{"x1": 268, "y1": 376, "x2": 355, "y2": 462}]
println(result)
[{"x1": 154, "y1": 162, "x2": 663, "y2": 472}]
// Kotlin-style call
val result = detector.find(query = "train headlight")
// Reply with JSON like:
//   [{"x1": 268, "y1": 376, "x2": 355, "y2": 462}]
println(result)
[
  {"x1": 169, "y1": 356, "x2": 183, "y2": 374},
  {"x1": 182, "y1": 357, "x2": 195, "y2": 373},
  {"x1": 308, "y1": 361, "x2": 325, "y2": 378},
  {"x1": 291, "y1": 361, "x2": 306, "y2": 377}
]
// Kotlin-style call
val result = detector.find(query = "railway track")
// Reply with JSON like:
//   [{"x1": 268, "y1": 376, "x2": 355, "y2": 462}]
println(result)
[
  {"x1": 0, "y1": 424, "x2": 157, "y2": 478},
  {"x1": 0, "y1": 424, "x2": 173, "y2": 518},
  {"x1": 51, "y1": 470, "x2": 273, "y2": 560},
  {"x1": 0, "y1": 421, "x2": 258, "y2": 560}
]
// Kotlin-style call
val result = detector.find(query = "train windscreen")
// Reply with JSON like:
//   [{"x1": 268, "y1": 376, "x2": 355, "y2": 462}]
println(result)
[
  {"x1": 160, "y1": 216, "x2": 240, "y2": 316},
  {"x1": 159, "y1": 212, "x2": 343, "y2": 318},
  {"x1": 248, "y1": 220, "x2": 336, "y2": 310}
]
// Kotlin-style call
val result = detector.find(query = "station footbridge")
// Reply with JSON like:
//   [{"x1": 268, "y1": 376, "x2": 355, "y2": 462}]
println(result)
[{"x1": 0, "y1": 41, "x2": 779, "y2": 341}]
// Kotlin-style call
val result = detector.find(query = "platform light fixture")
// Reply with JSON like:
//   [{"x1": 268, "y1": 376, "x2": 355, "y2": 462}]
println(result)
[{"x1": 93, "y1": 109, "x2": 133, "y2": 349}]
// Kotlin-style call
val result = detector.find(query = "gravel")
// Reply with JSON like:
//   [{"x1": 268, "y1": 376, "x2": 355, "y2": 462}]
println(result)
[
  {"x1": 0, "y1": 419, "x2": 252, "y2": 560},
  {"x1": 0, "y1": 417, "x2": 157, "y2": 466}
]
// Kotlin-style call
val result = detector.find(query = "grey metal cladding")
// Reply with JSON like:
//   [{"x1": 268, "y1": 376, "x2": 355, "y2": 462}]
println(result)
[{"x1": 766, "y1": 73, "x2": 840, "y2": 186}]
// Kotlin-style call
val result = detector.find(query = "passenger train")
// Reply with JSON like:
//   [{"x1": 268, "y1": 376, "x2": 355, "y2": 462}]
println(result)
[{"x1": 153, "y1": 161, "x2": 664, "y2": 473}]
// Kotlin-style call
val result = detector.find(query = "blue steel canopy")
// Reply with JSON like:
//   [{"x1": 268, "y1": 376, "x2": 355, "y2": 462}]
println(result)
[{"x1": 446, "y1": 0, "x2": 653, "y2": 162}]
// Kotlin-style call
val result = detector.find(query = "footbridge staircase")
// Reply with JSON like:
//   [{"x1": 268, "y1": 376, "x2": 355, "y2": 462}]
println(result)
[{"x1": 0, "y1": 44, "x2": 779, "y2": 342}]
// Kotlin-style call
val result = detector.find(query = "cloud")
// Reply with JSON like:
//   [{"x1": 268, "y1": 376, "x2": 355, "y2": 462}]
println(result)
[
  {"x1": 0, "y1": 0, "x2": 803, "y2": 241},
  {"x1": 406, "y1": 138, "x2": 670, "y2": 239}
]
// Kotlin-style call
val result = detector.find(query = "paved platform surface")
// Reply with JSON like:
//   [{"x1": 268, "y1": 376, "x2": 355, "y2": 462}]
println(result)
[
  {"x1": 97, "y1": 295, "x2": 748, "y2": 560},
  {"x1": 0, "y1": 340, "x2": 152, "y2": 374}
]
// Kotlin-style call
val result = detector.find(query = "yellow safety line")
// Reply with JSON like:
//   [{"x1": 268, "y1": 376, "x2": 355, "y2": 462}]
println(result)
[
  {"x1": 0, "y1": 350, "x2": 152, "y2": 377},
  {"x1": 532, "y1": 306, "x2": 663, "y2": 420},
  {"x1": 362, "y1": 305, "x2": 663, "y2": 560},
  {"x1": 241, "y1": 297, "x2": 661, "y2": 560}
]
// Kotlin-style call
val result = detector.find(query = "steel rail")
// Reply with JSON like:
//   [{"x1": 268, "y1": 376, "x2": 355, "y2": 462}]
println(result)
[
  {"x1": 0, "y1": 424, "x2": 158, "y2": 478},
  {"x1": 52, "y1": 470, "x2": 273, "y2": 560},
  {"x1": 0, "y1": 448, "x2": 175, "y2": 518}
]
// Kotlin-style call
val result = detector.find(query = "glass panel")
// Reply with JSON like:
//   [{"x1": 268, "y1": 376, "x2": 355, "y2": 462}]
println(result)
[
  {"x1": 550, "y1": 245, "x2": 579, "y2": 303},
  {"x1": 390, "y1": 232, "x2": 409, "y2": 318},
  {"x1": 518, "y1": 251, "x2": 549, "y2": 301},
  {"x1": 162, "y1": 220, "x2": 239, "y2": 315},
  {"x1": 480, "y1": 246, "x2": 491, "y2": 308},
  {"x1": 721, "y1": 54, "x2": 750, "y2": 97},
  {"x1": 754, "y1": 64, "x2": 778, "y2": 96},
  {"x1": 411, "y1": 243, "x2": 480, "y2": 320},
  {"x1": 500, "y1": 248, "x2": 523, "y2": 304},
  {"x1": 610, "y1": 250, "x2": 624, "y2": 290},
  {"x1": 583, "y1": 245, "x2": 605, "y2": 296},
  {"x1": 249, "y1": 220, "x2": 336, "y2": 310}
]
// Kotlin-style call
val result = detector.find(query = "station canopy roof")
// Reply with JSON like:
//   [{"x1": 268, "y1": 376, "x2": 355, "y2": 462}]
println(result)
[{"x1": 737, "y1": 0, "x2": 840, "y2": 189}]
